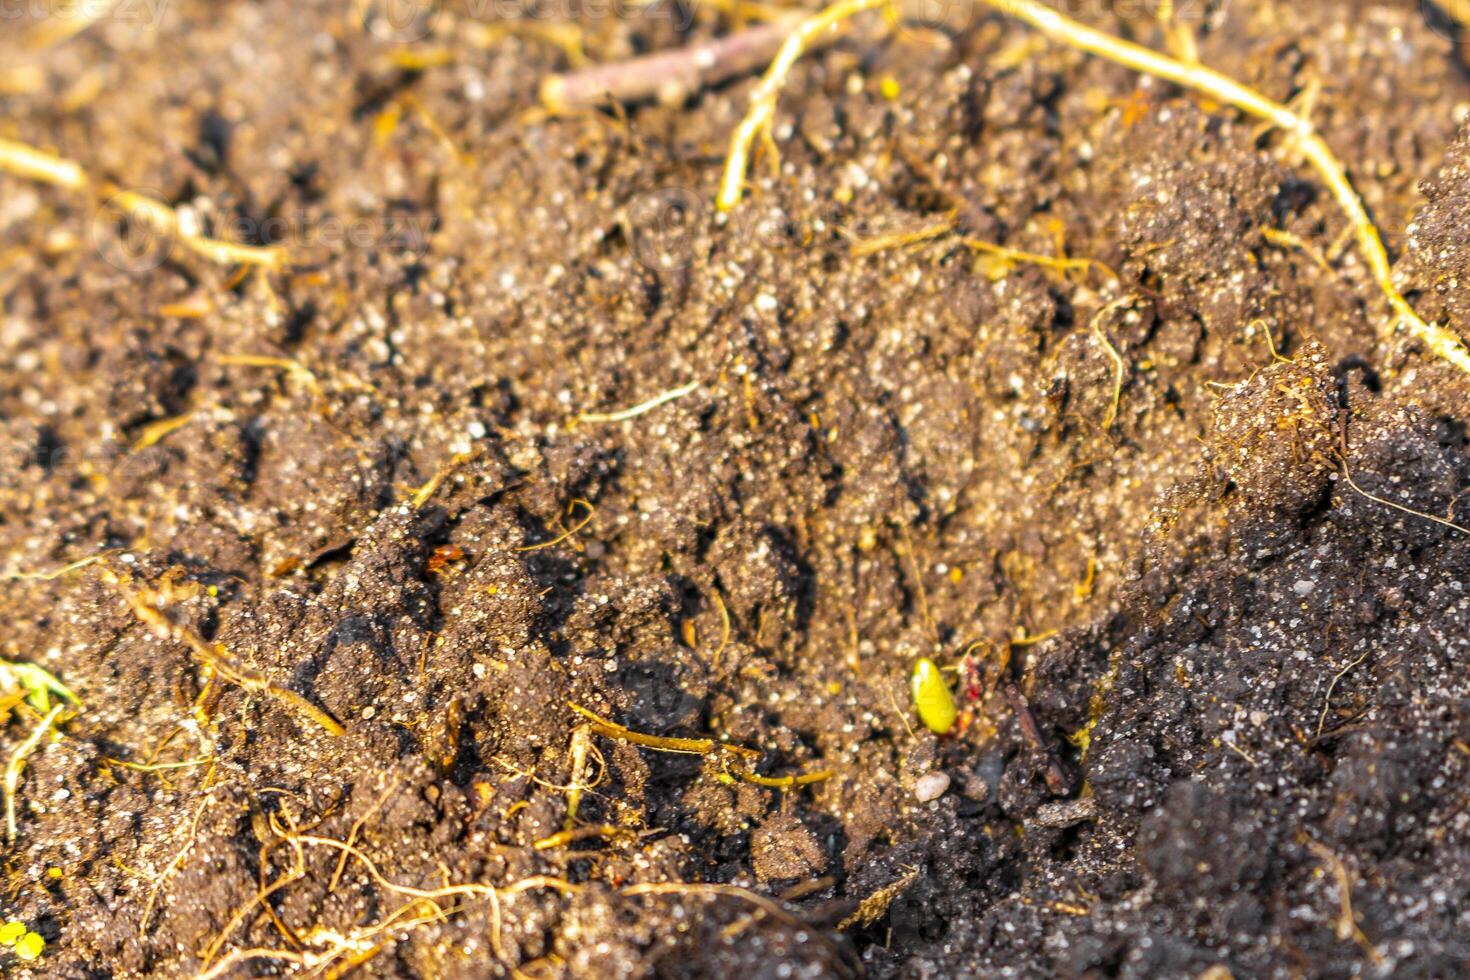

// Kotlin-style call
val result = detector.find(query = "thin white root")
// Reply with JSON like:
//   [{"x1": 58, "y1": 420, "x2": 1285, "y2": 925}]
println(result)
[{"x1": 576, "y1": 380, "x2": 701, "y2": 424}]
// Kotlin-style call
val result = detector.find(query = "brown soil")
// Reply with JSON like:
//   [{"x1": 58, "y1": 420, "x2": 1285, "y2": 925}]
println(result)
[{"x1": 3, "y1": 1, "x2": 1470, "y2": 977}]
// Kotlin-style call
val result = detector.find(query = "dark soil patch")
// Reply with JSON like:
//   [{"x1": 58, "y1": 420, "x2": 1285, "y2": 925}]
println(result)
[{"x1": 2, "y1": 1, "x2": 1470, "y2": 977}]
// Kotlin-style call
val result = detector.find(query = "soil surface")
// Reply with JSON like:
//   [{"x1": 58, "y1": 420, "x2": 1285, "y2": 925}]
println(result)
[{"x1": 3, "y1": 1, "x2": 1470, "y2": 977}]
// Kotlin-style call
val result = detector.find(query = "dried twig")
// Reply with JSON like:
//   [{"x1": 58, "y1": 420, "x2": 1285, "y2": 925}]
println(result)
[
  {"x1": 1005, "y1": 683, "x2": 1071, "y2": 795},
  {"x1": 542, "y1": 17, "x2": 804, "y2": 111}
]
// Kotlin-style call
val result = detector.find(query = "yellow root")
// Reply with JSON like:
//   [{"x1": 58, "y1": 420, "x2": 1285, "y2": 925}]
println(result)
[
  {"x1": 1338, "y1": 466, "x2": 1470, "y2": 537},
  {"x1": 1302, "y1": 835, "x2": 1381, "y2": 962},
  {"x1": 848, "y1": 217, "x2": 957, "y2": 257},
  {"x1": 717, "y1": 0, "x2": 892, "y2": 211},
  {"x1": 1262, "y1": 226, "x2": 1331, "y2": 274},
  {"x1": 570, "y1": 703, "x2": 726, "y2": 756},
  {"x1": 2, "y1": 553, "x2": 108, "y2": 583},
  {"x1": 406, "y1": 449, "x2": 481, "y2": 509},
  {"x1": 104, "y1": 568, "x2": 345, "y2": 736},
  {"x1": 717, "y1": 0, "x2": 1470, "y2": 376},
  {"x1": 532, "y1": 824, "x2": 635, "y2": 850},
  {"x1": 217, "y1": 354, "x2": 323, "y2": 397},
  {"x1": 0, "y1": 67, "x2": 46, "y2": 95},
  {"x1": 1089, "y1": 296, "x2": 1138, "y2": 431},
  {"x1": 516, "y1": 499, "x2": 597, "y2": 553},
  {"x1": 132, "y1": 411, "x2": 199, "y2": 452},
  {"x1": 199, "y1": 800, "x2": 585, "y2": 977},
  {"x1": 568, "y1": 703, "x2": 832, "y2": 788},
  {"x1": 5, "y1": 704, "x2": 66, "y2": 842},
  {"x1": 735, "y1": 768, "x2": 834, "y2": 788},
  {"x1": 0, "y1": 137, "x2": 287, "y2": 270},
  {"x1": 575, "y1": 380, "x2": 701, "y2": 425},
  {"x1": 965, "y1": 237, "x2": 1117, "y2": 283},
  {"x1": 563, "y1": 725, "x2": 595, "y2": 830},
  {"x1": 140, "y1": 775, "x2": 216, "y2": 933}
]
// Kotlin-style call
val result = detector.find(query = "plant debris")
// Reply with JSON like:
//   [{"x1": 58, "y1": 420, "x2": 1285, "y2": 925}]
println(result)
[{"x1": 0, "y1": 1, "x2": 1468, "y2": 976}]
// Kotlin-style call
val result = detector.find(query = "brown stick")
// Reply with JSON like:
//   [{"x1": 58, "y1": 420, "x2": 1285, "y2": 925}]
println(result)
[
  {"x1": 541, "y1": 16, "x2": 803, "y2": 111},
  {"x1": 1005, "y1": 683, "x2": 1072, "y2": 795}
]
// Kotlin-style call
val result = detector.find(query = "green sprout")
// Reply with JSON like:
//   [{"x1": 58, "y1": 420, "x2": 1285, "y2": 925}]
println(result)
[
  {"x1": 0, "y1": 661, "x2": 79, "y2": 714},
  {"x1": 0, "y1": 661, "x2": 80, "y2": 844}
]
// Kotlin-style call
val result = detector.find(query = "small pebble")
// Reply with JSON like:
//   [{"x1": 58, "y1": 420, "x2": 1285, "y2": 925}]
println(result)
[
  {"x1": 1031, "y1": 797, "x2": 1099, "y2": 829},
  {"x1": 914, "y1": 771, "x2": 950, "y2": 802}
]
